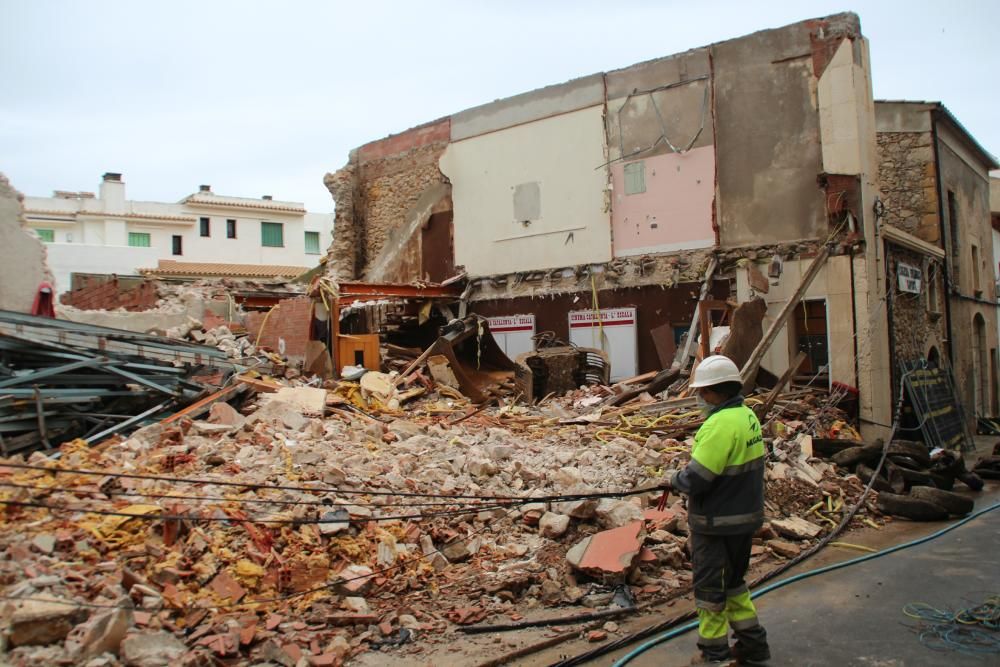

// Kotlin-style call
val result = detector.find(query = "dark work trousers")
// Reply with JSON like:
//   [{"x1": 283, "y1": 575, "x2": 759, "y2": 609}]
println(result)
[{"x1": 690, "y1": 531, "x2": 770, "y2": 661}]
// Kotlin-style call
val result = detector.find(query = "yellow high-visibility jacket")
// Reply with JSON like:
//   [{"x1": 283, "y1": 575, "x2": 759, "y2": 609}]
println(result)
[{"x1": 670, "y1": 395, "x2": 766, "y2": 535}]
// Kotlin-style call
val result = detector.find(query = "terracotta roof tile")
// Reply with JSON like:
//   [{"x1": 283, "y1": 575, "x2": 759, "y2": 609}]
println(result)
[{"x1": 139, "y1": 260, "x2": 310, "y2": 279}]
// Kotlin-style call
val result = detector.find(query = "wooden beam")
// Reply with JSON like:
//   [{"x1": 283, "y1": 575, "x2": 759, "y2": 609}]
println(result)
[
  {"x1": 740, "y1": 246, "x2": 830, "y2": 393},
  {"x1": 755, "y1": 350, "x2": 807, "y2": 418},
  {"x1": 676, "y1": 257, "x2": 717, "y2": 371}
]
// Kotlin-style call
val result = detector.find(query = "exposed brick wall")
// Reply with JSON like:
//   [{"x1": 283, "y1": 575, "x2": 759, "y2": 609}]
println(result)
[
  {"x1": 324, "y1": 118, "x2": 451, "y2": 280},
  {"x1": 61, "y1": 276, "x2": 159, "y2": 311},
  {"x1": 877, "y1": 131, "x2": 940, "y2": 243},
  {"x1": 244, "y1": 296, "x2": 313, "y2": 361}
]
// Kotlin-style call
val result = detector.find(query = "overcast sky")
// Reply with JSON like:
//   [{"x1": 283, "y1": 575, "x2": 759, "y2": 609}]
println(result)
[{"x1": 1, "y1": 1, "x2": 997, "y2": 213}]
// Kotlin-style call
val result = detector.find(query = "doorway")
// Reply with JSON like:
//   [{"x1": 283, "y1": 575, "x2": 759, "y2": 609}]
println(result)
[
  {"x1": 973, "y1": 314, "x2": 987, "y2": 416},
  {"x1": 793, "y1": 299, "x2": 829, "y2": 380}
]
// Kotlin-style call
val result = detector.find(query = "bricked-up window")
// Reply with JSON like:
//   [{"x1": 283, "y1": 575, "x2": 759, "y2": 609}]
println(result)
[
  {"x1": 227, "y1": 219, "x2": 237, "y2": 239},
  {"x1": 947, "y1": 190, "x2": 960, "y2": 285},
  {"x1": 35, "y1": 229, "x2": 54, "y2": 243},
  {"x1": 261, "y1": 222, "x2": 283, "y2": 247},
  {"x1": 128, "y1": 232, "x2": 151, "y2": 248},
  {"x1": 199, "y1": 217, "x2": 210, "y2": 237},
  {"x1": 304, "y1": 231, "x2": 320, "y2": 254},
  {"x1": 513, "y1": 182, "x2": 541, "y2": 222},
  {"x1": 624, "y1": 161, "x2": 646, "y2": 195},
  {"x1": 172, "y1": 235, "x2": 183, "y2": 255},
  {"x1": 972, "y1": 244, "x2": 981, "y2": 294}
]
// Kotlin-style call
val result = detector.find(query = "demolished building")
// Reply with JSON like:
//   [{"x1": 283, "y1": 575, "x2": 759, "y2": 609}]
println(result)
[{"x1": 324, "y1": 12, "x2": 999, "y2": 438}]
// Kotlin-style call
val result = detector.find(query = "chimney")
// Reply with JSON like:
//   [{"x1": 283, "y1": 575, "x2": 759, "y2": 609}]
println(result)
[
  {"x1": 99, "y1": 172, "x2": 125, "y2": 209},
  {"x1": 199, "y1": 184, "x2": 211, "y2": 193},
  {"x1": 262, "y1": 195, "x2": 273, "y2": 201}
]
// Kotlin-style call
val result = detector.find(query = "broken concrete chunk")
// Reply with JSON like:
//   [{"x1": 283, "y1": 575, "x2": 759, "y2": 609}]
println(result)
[
  {"x1": 342, "y1": 597, "x2": 370, "y2": 614},
  {"x1": 272, "y1": 386, "x2": 327, "y2": 413},
  {"x1": 770, "y1": 516, "x2": 822, "y2": 540},
  {"x1": 642, "y1": 508, "x2": 678, "y2": 532},
  {"x1": 441, "y1": 540, "x2": 472, "y2": 563},
  {"x1": 555, "y1": 467, "x2": 583, "y2": 488},
  {"x1": 426, "y1": 355, "x2": 461, "y2": 389},
  {"x1": 8, "y1": 596, "x2": 86, "y2": 646},
  {"x1": 767, "y1": 539, "x2": 801, "y2": 558},
  {"x1": 31, "y1": 533, "x2": 56, "y2": 554},
  {"x1": 595, "y1": 498, "x2": 644, "y2": 528},
  {"x1": 336, "y1": 565, "x2": 375, "y2": 595},
  {"x1": 318, "y1": 509, "x2": 350, "y2": 535},
  {"x1": 207, "y1": 401, "x2": 245, "y2": 427},
  {"x1": 71, "y1": 607, "x2": 132, "y2": 660},
  {"x1": 120, "y1": 631, "x2": 187, "y2": 667},
  {"x1": 555, "y1": 498, "x2": 598, "y2": 519},
  {"x1": 566, "y1": 521, "x2": 646, "y2": 576},
  {"x1": 538, "y1": 512, "x2": 570, "y2": 538},
  {"x1": 489, "y1": 444, "x2": 515, "y2": 461},
  {"x1": 360, "y1": 371, "x2": 396, "y2": 402}
]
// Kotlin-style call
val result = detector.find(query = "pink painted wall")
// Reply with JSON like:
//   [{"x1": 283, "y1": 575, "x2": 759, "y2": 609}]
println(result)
[{"x1": 611, "y1": 146, "x2": 716, "y2": 256}]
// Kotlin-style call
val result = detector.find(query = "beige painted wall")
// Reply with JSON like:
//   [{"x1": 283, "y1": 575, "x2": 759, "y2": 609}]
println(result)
[
  {"x1": 735, "y1": 255, "x2": 857, "y2": 390},
  {"x1": 440, "y1": 105, "x2": 612, "y2": 276}
]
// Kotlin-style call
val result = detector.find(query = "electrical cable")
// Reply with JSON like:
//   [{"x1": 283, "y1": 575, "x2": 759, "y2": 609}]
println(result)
[
  {"x1": 0, "y1": 461, "x2": 660, "y2": 504},
  {"x1": 903, "y1": 596, "x2": 1000, "y2": 654},
  {"x1": 0, "y1": 479, "x2": 505, "y2": 509},
  {"x1": 0, "y1": 497, "x2": 513, "y2": 526},
  {"x1": 610, "y1": 501, "x2": 1000, "y2": 666}
]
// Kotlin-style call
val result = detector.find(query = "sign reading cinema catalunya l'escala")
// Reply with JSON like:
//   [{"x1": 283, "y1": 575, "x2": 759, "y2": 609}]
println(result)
[{"x1": 568, "y1": 307, "x2": 637, "y2": 382}]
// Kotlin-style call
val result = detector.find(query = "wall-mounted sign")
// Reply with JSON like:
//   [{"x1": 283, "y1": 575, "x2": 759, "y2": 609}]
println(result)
[
  {"x1": 897, "y1": 262, "x2": 922, "y2": 294},
  {"x1": 568, "y1": 307, "x2": 637, "y2": 381},
  {"x1": 487, "y1": 314, "x2": 536, "y2": 361}
]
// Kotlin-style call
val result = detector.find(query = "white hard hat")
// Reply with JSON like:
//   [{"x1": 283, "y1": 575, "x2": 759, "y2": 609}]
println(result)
[{"x1": 691, "y1": 355, "x2": 742, "y2": 388}]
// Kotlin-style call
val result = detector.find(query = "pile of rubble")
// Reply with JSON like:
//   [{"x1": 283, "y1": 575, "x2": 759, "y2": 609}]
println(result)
[
  {"x1": 0, "y1": 369, "x2": 894, "y2": 666},
  {"x1": 164, "y1": 320, "x2": 258, "y2": 361}
]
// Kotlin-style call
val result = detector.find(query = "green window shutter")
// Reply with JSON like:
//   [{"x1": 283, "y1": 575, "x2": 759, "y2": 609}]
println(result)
[
  {"x1": 261, "y1": 222, "x2": 284, "y2": 247},
  {"x1": 304, "y1": 231, "x2": 320, "y2": 254},
  {"x1": 624, "y1": 161, "x2": 646, "y2": 195},
  {"x1": 36, "y1": 229, "x2": 54, "y2": 243},
  {"x1": 128, "y1": 232, "x2": 151, "y2": 247}
]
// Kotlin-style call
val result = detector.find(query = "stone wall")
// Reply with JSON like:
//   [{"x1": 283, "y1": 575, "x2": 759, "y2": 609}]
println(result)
[
  {"x1": 323, "y1": 163, "x2": 357, "y2": 280},
  {"x1": 358, "y1": 142, "x2": 447, "y2": 270},
  {"x1": 876, "y1": 132, "x2": 940, "y2": 243},
  {"x1": 885, "y1": 244, "x2": 946, "y2": 365},
  {"x1": 0, "y1": 173, "x2": 52, "y2": 313},
  {"x1": 324, "y1": 120, "x2": 450, "y2": 281}
]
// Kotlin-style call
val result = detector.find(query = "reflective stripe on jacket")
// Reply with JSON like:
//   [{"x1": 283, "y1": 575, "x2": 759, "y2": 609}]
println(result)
[{"x1": 670, "y1": 395, "x2": 766, "y2": 535}]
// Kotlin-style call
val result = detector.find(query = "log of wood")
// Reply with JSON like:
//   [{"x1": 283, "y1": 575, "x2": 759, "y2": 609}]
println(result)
[
  {"x1": 909, "y1": 486, "x2": 973, "y2": 516},
  {"x1": 856, "y1": 464, "x2": 893, "y2": 493},
  {"x1": 812, "y1": 438, "x2": 867, "y2": 458},
  {"x1": 877, "y1": 492, "x2": 949, "y2": 521},
  {"x1": 886, "y1": 441, "x2": 931, "y2": 468},
  {"x1": 830, "y1": 441, "x2": 883, "y2": 468}
]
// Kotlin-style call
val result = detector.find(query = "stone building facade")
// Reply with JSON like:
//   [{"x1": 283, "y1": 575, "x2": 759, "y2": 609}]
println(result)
[{"x1": 876, "y1": 101, "x2": 1000, "y2": 423}]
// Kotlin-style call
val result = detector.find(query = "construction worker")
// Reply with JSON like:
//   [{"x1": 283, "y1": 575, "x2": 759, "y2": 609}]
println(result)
[{"x1": 666, "y1": 354, "x2": 771, "y2": 665}]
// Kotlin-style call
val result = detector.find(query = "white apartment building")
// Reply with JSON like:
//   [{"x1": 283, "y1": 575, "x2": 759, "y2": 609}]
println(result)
[{"x1": 23, "y1": 173, "x2": 334, "y2": 293}]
